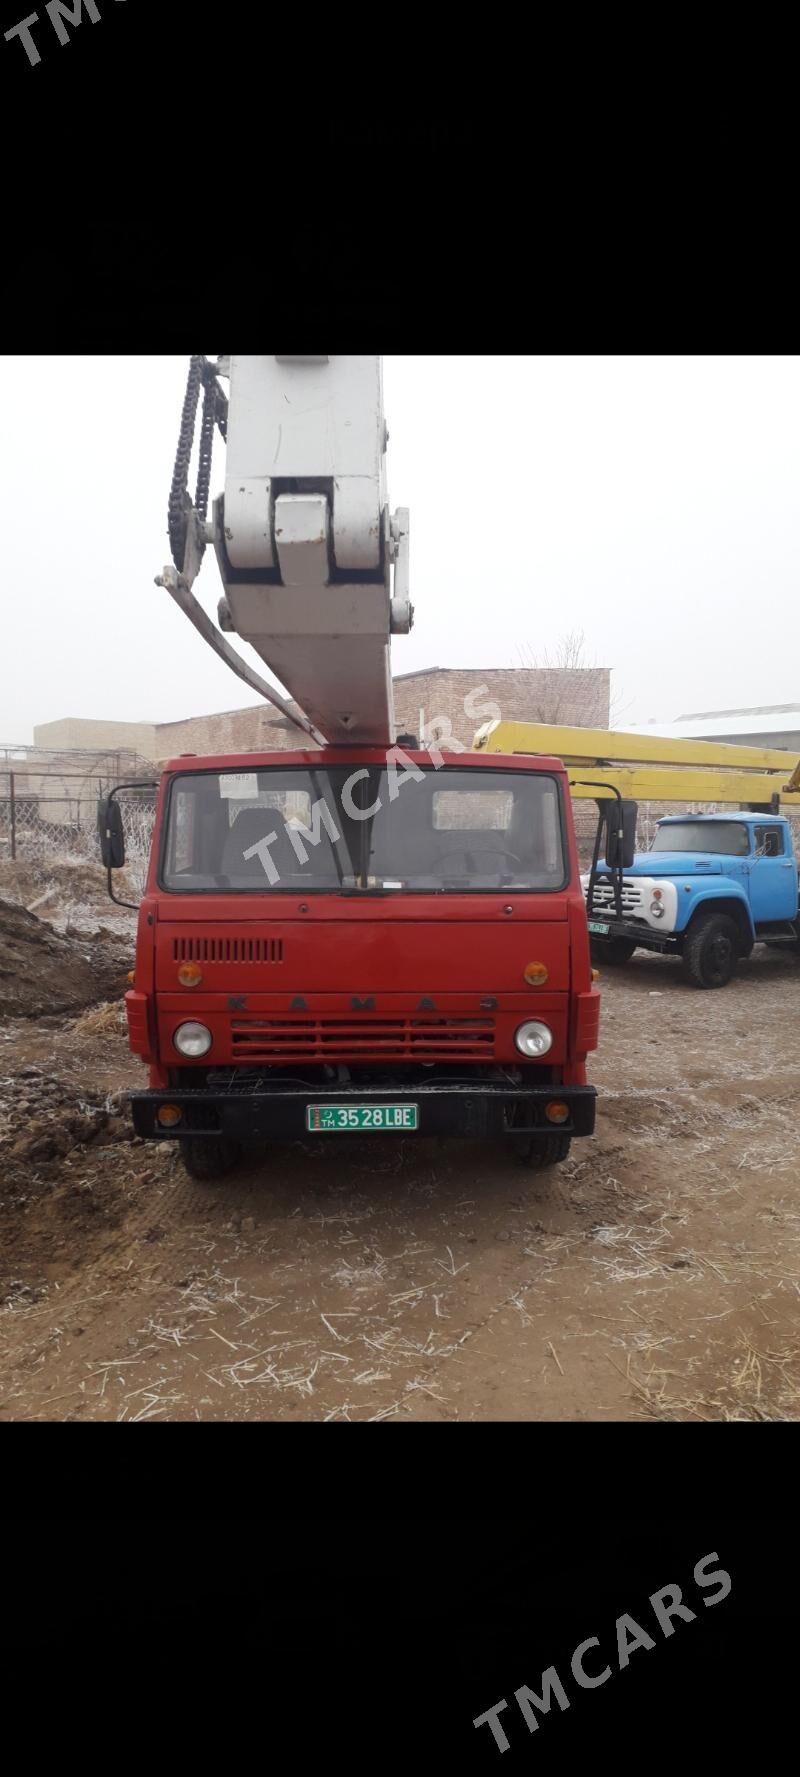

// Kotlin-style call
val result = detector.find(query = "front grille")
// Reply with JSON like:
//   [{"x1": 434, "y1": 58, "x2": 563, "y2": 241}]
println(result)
[
  {"x1": 172, "y1": 935, "x2": 283, "y2": 964},
  {"x1": 588, "y1": 880, "x2": 644, "y2": 916},
  {"x1": 230, "y1": 1016, "x2": 496, "y2": 1061}
]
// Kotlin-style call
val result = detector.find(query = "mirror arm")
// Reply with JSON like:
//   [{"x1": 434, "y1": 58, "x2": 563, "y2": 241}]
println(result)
[
  {"x1": 103, "y1": 780, "x2": 159, "y2": 911},
  {"x1": 571, "y1": 780, "x2": 627, "y2": 920},
  {"x1": 107, "y1": 861, "x2": 138, "y2": 912}
]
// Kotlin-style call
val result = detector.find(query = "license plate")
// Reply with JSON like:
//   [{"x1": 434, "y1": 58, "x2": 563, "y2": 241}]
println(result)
[
  {"x1": 587, "y1": 920, "x2": 610, "y2": 935},
  {"x1": 306, "y1": 1104, "x2": 419, "y2": 1132}
]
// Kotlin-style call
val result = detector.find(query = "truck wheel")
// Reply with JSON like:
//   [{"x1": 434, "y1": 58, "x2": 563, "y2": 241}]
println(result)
[
  {"x1": 515, "y1": 1133, "x2": 572, "y2": 1168},
  {"x1": 181, "y1": 1137, "x2": 242, "y2": 1181},
  {"x1": 591, "y1": 937, "x2": 637, "y2": 965},
  {"x1": 681, "y1": 913, "x2": 739, "y2": 989}
]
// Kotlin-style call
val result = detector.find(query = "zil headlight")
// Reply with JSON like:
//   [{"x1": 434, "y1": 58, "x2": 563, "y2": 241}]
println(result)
[
  {"x1": 173, "y1": 1021, "x2": 212, "y2": 1057},
  {"x1": 514, "y1": 1020, "x2": 553, "y2": 1058},
  {"x1": 650, "y1": 901, "x2": 665, "y2": 918}
]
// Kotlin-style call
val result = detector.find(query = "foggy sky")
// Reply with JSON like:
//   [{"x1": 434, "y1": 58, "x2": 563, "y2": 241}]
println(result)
[{"x1": 2, "y1": 355, "x2": 798, "y2": 743}]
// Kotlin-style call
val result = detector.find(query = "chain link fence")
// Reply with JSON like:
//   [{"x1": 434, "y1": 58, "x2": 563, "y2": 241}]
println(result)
[{"x1": 0, "y1": 767, "x2": 157, "y2": 886}]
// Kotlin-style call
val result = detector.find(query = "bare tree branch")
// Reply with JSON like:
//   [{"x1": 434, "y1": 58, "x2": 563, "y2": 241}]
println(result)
[{"x1": 515, "y1": 631, "x2": 630, "y2": 727}]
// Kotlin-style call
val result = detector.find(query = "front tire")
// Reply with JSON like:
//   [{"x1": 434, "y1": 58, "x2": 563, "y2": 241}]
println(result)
[
  {"x1": 681, "y1": 912, "x2": 739, "y2": 989},
  {"x1": 515, "y1": 1133, "x2": 572, "y2": 1168},
  {"x1": 591, "y1": 936, "x2": 637, "y2": 965},
  {"x1": 181, "y1": 1136, "x2": 242, "y2": 1181}
]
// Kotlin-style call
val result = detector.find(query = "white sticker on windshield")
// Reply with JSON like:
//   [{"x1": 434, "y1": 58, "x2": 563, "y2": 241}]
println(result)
[{"x1": 219, "y1": 773, "x2": 258, "y2": 799}]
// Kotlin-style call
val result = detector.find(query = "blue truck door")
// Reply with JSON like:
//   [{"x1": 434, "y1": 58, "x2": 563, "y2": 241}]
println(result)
[{"x1": 749, "y1": 824, "x2": 798, "y2": 925}]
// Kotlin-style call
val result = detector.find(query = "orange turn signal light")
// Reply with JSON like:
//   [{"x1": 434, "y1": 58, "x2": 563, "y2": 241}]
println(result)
[
  {"x1": 523, "y1": 961, "x2": 549, "y2": 986},
  {"x1": 178, "y1": 963, "x2": 203, "y2": 988},
  {"x1": 157, "y1": 1104, "x2": 183, "y2": 1127},
  {"x1": 545, "y1": 1101, "x2": 570, "y2": 1124}
]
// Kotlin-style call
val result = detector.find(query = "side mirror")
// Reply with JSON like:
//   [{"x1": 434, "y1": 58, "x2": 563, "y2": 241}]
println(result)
[
  {"x1": 604, "y1": 799, "x2": 637, "y2": 870},
  {"x1": 98, "y1": 797, "x2": 125, "y2": 869}
]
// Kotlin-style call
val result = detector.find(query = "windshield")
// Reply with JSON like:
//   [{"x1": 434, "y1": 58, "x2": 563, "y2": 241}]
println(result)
[
  {"x1": 650, "y1": 821, "x2": 750, "y2": 857},
  {"x1": 161, "y1": 765, "x2": 566, "y2": 894}
]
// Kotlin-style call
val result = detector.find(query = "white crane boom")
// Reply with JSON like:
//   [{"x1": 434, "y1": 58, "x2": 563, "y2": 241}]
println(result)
[{"x1": 158, "y1": 355, "x2": 411, "y2": 748}]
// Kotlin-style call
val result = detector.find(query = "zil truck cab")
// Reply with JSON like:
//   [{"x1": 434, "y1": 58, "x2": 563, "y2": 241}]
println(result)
[
  {"x1": 113, "y1": 746, "x2": 601, "y2": 1178},
  {"x1": 584, "y1": 810, "x2": 800, "y2": 987}
]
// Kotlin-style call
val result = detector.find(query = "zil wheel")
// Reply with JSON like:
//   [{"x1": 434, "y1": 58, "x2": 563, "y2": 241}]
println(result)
[
  {"x1": 681, "y1": 913, "x2": 739, "y2": 989},
  {"x1": 591, "y1": 936, "x2": 637, "y2": 965}
]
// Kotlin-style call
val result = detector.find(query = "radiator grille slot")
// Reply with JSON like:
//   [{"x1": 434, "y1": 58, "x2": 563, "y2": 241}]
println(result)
[
  {"x1": 588, "y1": 880, "x2": 644, "y2": 916},
  {"x1": 172, "y1": 935, "x2": 283, "y2": 964},
  {"x1": 230, "y1": 1016, "x2": 496, "y2": 1061}
]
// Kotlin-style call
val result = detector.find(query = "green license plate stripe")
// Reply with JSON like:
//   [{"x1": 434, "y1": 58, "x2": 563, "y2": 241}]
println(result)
[{"x1": 306, "y1": 1104, "x2": 418, "y2": 1131}]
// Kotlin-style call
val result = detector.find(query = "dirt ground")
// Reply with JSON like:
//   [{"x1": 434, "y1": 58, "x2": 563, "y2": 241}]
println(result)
[{"x1": 1, "y1": 864, "x2": 799, "y2": 1422}]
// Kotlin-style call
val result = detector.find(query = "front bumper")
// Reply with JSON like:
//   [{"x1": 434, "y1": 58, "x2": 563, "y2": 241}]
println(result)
[
  {"x1": 589, "y1": 916, "x2": 678, "y2": 954},
  {"x1": 130, "y1": 1079, "x2": 597, "y2": 1143}
]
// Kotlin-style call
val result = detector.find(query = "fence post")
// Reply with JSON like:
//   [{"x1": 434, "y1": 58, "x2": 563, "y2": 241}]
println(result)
[{"x1": 9, "y1": 771, "x2": 16, "y2": 861}]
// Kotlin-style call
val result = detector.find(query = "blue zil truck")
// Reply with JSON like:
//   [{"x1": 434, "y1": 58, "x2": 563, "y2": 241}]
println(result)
[{"x1": 583, "y1": 810, "x2": 800, "y2": 988}]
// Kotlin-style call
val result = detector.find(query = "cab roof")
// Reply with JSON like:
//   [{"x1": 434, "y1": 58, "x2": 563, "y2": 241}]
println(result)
[{"x1": 160, "y1": 749, "x2": 569, "y2": 776}]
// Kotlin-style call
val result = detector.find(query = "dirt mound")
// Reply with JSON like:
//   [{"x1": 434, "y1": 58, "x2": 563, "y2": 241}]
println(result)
[
  {"x1": 0, "y1": 1062, "x2": 130, "y2": 1173},
  {"x1": 0, "y1": 859, "x2": 110, "y2": 911},
  {"x1": 0, "y1": 860, "x2": 139, "y2": 937},
  {"x1": 0, "y1": 897, "x2": 130, "y2": 1019}
]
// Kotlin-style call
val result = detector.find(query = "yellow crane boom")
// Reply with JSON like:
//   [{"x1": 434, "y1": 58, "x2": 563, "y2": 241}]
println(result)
[{"x1": 473, "y1": 721, "x2": 800, "y2": 808}]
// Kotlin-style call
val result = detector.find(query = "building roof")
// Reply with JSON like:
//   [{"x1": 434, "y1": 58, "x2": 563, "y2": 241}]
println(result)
[
  {"x1": 627, "y1": 712, "x2": 800, "y2": 743},
  {"x1": 392, "y1": 665, "x2": 609, "y2": 683},
  {"x1": 677, "y1": 701, "x2": 800, "y2": 720}
]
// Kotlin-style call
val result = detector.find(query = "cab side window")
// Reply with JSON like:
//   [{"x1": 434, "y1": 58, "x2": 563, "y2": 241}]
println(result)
[{"x1": 754, "y1": 826, "x2": 783, "y2": 859}]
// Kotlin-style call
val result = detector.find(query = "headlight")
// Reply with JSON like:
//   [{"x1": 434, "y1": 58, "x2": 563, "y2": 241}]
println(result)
[
  {"x1": 514, "y1": 1020, "x2": 553, "y2": 1058},
  {"x1": 649, "y1": 901, "x2": 665, "y2": 918},
  {"x1": 173, "y1": 1021, "x2": 212, "y2": 1057}
]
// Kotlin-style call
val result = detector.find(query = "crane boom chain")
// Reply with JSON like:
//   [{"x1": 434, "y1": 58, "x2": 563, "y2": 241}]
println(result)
[
  {"x1": 168, "y1": 356, "x2": 229, "y2": 570},
  {"x1": 195, "y1": 366, "x2": 228, "y2": 521}
]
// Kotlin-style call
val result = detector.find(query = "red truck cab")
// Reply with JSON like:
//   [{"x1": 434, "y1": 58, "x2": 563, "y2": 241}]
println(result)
[{"x1": 123, "y1": 746, "x2": 599, "y2": 1177}]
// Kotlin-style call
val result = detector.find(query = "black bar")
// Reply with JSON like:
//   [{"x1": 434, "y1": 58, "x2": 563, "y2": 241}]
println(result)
[
  {"x1": 130, "y1": 1082, "x2": 598, "y2": 1144},
  {"x1": 584, "y1": 795, "x2": 605, "y2": 917},
  {"x1": 595, "y1": 917, "x2": 676, "y2": 954}
]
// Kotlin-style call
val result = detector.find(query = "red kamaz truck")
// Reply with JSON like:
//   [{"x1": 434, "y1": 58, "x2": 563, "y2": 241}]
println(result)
[
  {"x1": 100, "y1": 356, "x2": 600, "y2": 1177},
  {"x1": 111, "y1": 742, "x2": 599, "y2": 1177}
]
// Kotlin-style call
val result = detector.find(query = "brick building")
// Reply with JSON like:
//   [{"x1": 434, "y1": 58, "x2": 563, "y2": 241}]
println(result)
[
  {"x1": 390, "y1": 667, "x2": 611, "y2": 753},
  {"x1": 35, "y1": 665, "x2": 610, "y2": 764}
]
